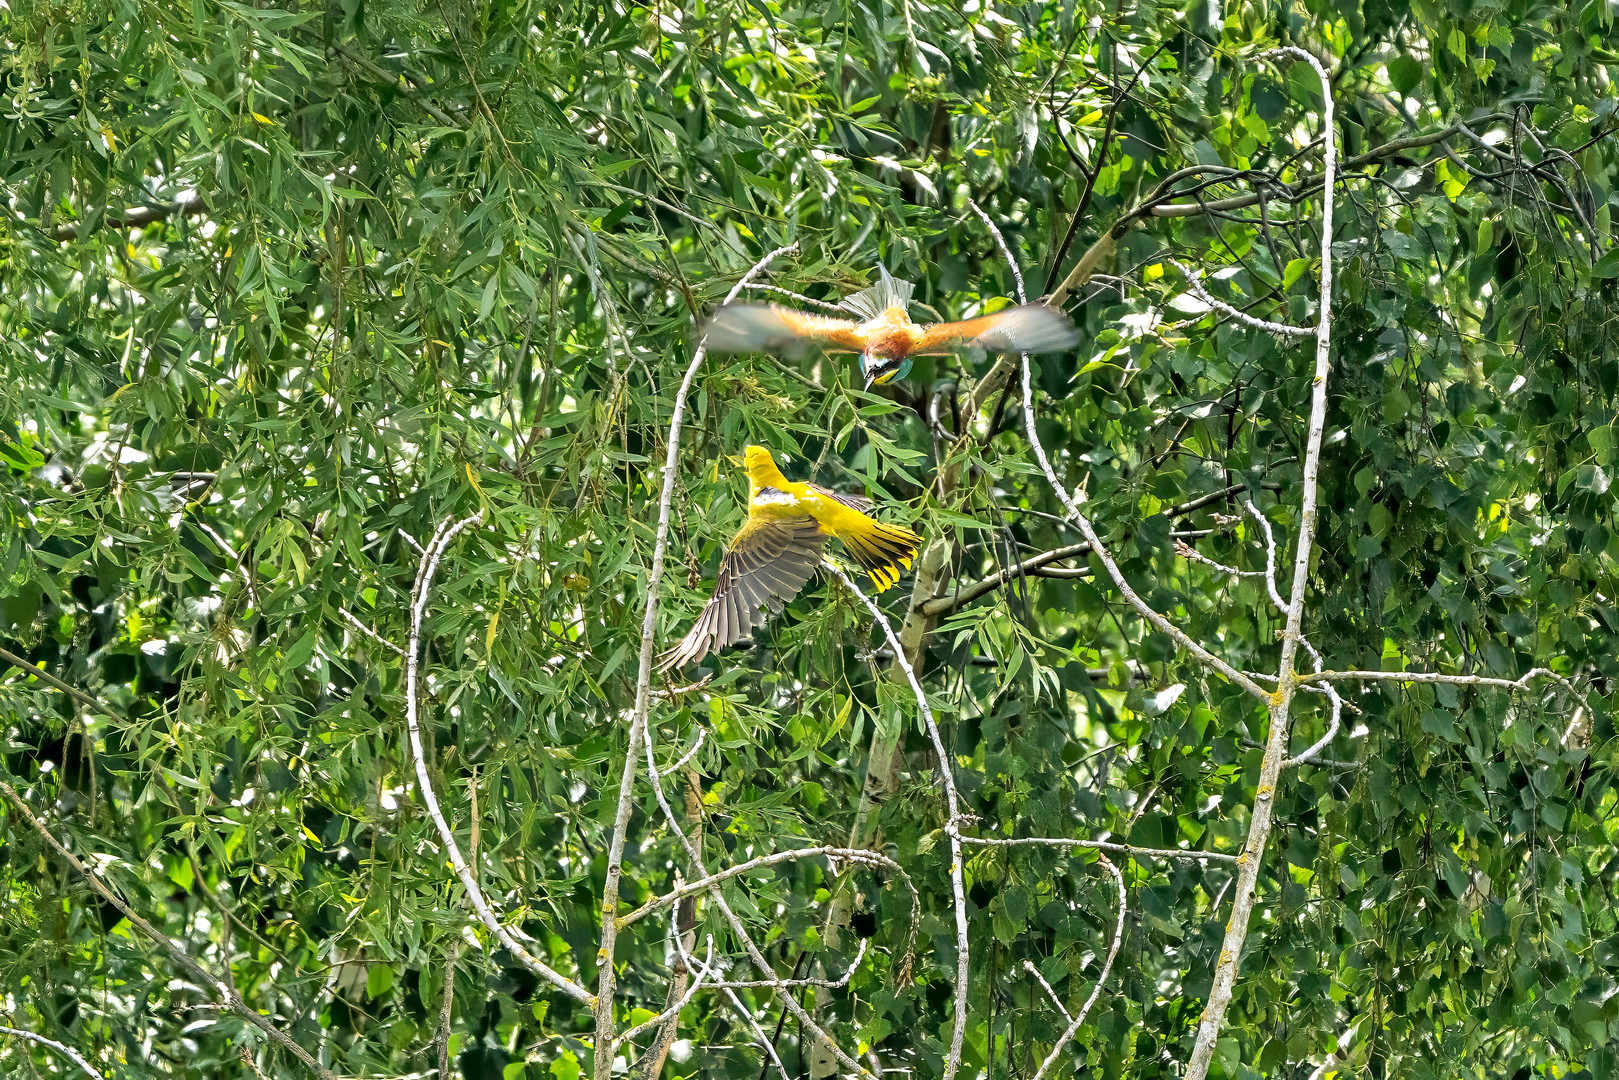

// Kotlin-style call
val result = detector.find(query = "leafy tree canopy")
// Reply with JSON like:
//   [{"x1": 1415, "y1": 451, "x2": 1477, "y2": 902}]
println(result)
[{"x1": 2, "y1": 0, "x2": 1618, "y2": 1077}]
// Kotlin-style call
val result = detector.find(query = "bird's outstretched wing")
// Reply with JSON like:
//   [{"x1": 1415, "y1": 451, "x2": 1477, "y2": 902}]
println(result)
[
  {"x1": 806, "y1": 483, "x2": 873, "y2": 513},
  {"x1": 913, "y1": 303, "x2": 1078, "y2": 355},
  {"x1": 657, "y1": 517, "x2": 825, "y2": 671},
  {"x1": 807, "y1": 484, "x2": 918, "y2": 592},
  {"x1": 702, "y1": 304, "x2": 868, "y2": 355},
  {"x1": 834, "y1": 518, "x2": 921, "y2": 592}
]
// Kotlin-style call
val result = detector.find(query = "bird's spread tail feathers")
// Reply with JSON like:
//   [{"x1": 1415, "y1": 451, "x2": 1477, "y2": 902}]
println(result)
[
  {"x1": 842, "y1": 265, "x2": 915, "y2": 322},
  {"x1": 839, "y1": 519, "x2": 922, "y2": 593}
]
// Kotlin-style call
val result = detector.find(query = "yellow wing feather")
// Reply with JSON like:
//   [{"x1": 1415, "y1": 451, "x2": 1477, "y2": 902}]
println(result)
[{"x1": 661, "y1": 445, "x2": 923, "y2": 670}]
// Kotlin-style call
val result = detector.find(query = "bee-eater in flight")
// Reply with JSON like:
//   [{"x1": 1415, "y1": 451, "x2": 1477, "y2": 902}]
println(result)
[
  {"x1": 702, "y1": 265, "x2": 1079, "y2": 387},
  {"x1": 658, "y1": 445, "x2": 922, "y2": 671}
]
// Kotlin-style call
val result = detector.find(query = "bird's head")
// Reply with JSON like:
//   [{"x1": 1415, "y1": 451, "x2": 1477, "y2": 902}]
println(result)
[
  {"x1": 739, "y1": 445, "x2": 789, "y2": 488},
  {"x1": 862, "y1": 354, "x2": 913, "y2": 389}
]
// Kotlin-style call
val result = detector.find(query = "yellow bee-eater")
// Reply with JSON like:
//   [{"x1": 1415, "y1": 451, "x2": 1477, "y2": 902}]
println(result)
[
  {"x1": 658, "y1": 445, "x2": 922, "y2": 671},
  {"x1": 702, "y1": 265, "x2": 1079, "y2": 387}
]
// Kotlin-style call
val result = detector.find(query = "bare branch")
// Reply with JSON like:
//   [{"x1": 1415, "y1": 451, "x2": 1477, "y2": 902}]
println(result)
[
  {"x1": 740, "y1": 282, "x2": 853, "y2": 314},
  {"x1": 1242, "y1": 499, "x2": 1289, "y2": 614},
  {"x1": 713, "y1": 940, "x2": 869, "y2": 989},
  {"x1": 661, "y1": 726, "x2": 707, "y2": 777},
  {"x1": 595, "y1": 244, "x2": 799, "y2": 1075},
  {"x1": 331, "y1": 43, "x2": 463, "y2": 128},
  {"x1": 638, "y1": 720, "x2": 875, "y2": 1077},
  {"x1": 1296, "y1": 665, "x2": 1576, "y2": 692},
  {"x1": 616, "y1": 845, "x2": 917, "y2": 938},
  {"x1": 403, "y1": 512, "x2": 594, "y2": 1005},
  {"x1": 337, "y1": 607, "x2": 406, "y2": 656},
  {"x1": 613, "y1": 924, "x2": 716, "y2": 1047},
  {"x1": 976, "y1": 202, "x2": 1271, "y2": 699},
  {"x1": 959, "y1": 834, "x2": 1238, "y2": 864},
  {"x1": 1166, "y1": 260, "x2": 1315, "y2": 337},
  {"x1": 1287, "y1": 687, "x2": 1344, "y2": 768},
  {"x1": 1046, "y1": 126, "x2": 1469, "y2": 309},
  {"x1": 650, "y1": 674, "x2": 713, "y2": 700},
  {"x1": 1184, "y1": 48, "x2": 1337, "y2": 1080},
  {"x1": 1031, "y1": 855, "x2": 1127, "y2": 1080},
  {"x1": 827, "y1": 561, "x2": 970, "y2": 1080},
  {"x1": 436, "y1": 937, "x2": 460, "y2": 1080},
  {"x1": 1174, "y1": 539, "x2": 1268, "y2": 578},
  {"x1": 1021, "y1": 960, "x2": 1073, "y2": 1023},
  {"x1": 0, "y1": 782, "x2": 336, "y2": 1080},
  {"x1": 0, "y1": 1024, "x2": 105, "y2": 1078}
]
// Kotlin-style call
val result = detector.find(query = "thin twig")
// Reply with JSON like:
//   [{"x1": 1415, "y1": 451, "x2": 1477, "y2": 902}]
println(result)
[
  {"x1": 1174, "y1": 540, "x2": 1268, "y2": 578},
  {"x1": 740, "y1": 282, "x2": 853, "y2": 314},
  {"x1": 1296, "y1": 666, "x2": 1575, "y2": 691},
  {"x1": 1021, "y1": 960, "x2": 1073, "y2": 1023},
  {"x1": 337, "y1": 607, "x2": 406, "y2": 656},
  {"x1": 1030, "y1": 855, "x2": 1127, "y2": 1080},
  {"x1": 613, "y1": 922, "x2": 716, "y2": 1047},
  {"x1": 0, "y1": 1025, "x2": 105, "y2": 1078},
  {"x1": 958, "y1": 835, "x2": 1238, "y2": 864},
  {"x1": 1166, "y1": 259, "x2": 1315, "y2": 337},
  {"x1": 639, "y1": 715, "x2": 874, "y2": 1077},
  {"x1": 827, "y1": 562, "x2": 970, "y2": 1080},
  {"x1": 926, "y1": 527, "x2": 1224, "y2": 617},
  {"x1": 661, "y1": 727, "x2": 707, "y2": 777},
  {"x1": 616, "y1": 845, "x2": 917, "y2": 942},
  {"x1": 713, "y1": 940, "x2": 869, "y2": 988}
]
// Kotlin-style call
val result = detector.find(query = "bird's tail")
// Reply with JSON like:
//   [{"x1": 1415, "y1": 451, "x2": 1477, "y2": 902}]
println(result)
[{"x1": 838, "y1": 519, "x2": 922, "y2": 593}]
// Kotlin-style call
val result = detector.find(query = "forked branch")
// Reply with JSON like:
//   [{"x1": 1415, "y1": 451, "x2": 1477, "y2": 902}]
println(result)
[{"x1": 594, "y1": 243, "x2": 799, "y2": 1077}]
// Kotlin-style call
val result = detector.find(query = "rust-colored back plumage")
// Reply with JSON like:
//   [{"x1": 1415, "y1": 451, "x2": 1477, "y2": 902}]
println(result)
[{"x1": 699, "y1": 265, "x2": 1077, "y2": 381}]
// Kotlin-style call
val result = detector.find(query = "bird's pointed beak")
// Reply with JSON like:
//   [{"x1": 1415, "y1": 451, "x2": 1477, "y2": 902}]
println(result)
[{"x1": 725, "y1": 454, "x2": 745, "y2": 468}]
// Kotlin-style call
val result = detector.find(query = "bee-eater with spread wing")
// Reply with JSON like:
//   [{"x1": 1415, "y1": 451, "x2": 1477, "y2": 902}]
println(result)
[
  {"x1": 658, "y1": 445, "x2": 922, "y2": 671},
  {"x1": 702, "y1": 265, "x2": 1079, "y2": 387}
]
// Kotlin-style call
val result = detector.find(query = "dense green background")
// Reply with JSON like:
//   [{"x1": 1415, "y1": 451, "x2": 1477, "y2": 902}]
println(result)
[{"x1": 3, "y1": 0, "x2": 1619, "y2": 1076}]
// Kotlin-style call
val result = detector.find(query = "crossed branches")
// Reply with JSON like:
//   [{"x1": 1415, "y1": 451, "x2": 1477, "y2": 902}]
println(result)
[
  {"x1": 970, "y1": 47, "x2": 1588, "y2": 1080},
  {"x1": 6, "y1": 41, "x2": 1601, "y2": 1080}
]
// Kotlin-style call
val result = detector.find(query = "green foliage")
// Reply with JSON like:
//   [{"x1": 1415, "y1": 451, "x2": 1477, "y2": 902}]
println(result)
[{"x1": 1, "y1": 0, "x2": 1618, "y2": 1076}]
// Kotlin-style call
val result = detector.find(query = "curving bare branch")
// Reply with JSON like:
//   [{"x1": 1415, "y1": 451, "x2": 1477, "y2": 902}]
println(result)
[
  {"x1": 1182, "y1": 47, "x2": 1336, "y2": 1080},
  {"x1": 594, "y1": 243, "x2": 800, "y2": 1076},
  {"x1": 1166, "y1": 259, "x2": 1315, "y2": 337},
  {"x1": 1030, "y1": 855, "x2": 1127, "y2": 1080},
  {"x1": 826, "y1": 561, "x2": 971, "y2": 1080},
  {"x1": 959, "y1": 834, "x2": 1238, "y2": 864},
  {"x1": 403, "y1": 512, "x2": 594, "y2": 1005},
  {"x1": 0, "y1": 1024, "x2": 105, "y2": 1079},
  {"x1": 967, "y1": 200, "x2": 1273, "y2": 700}
]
